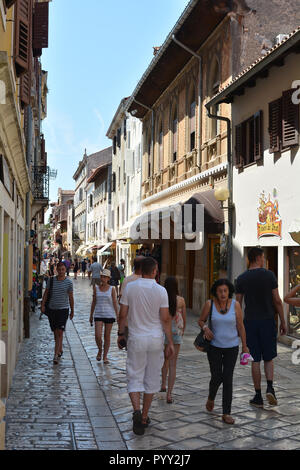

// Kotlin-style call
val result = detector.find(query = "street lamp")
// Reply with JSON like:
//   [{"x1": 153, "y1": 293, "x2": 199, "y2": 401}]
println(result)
[{"x1": 214, "y1": 186, "x2": 233, "y2": 209}]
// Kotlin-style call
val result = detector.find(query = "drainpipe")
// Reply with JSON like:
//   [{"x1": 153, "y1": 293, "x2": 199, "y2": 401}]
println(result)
[
  {"x1": 132, "y1": 99, "x2": 154, "y2": 193},
  {"x1": 171, "y1": 35, "x2": 202, "y2": 169},
  {"x1": 205, "y1": 107, "x2": 233, "y2": 283},
  {"x1": 24, "y1": 105, "x2": 33, "y2": 338}
]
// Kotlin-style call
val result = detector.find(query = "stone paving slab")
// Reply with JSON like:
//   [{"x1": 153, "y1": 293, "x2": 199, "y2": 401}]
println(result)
[{"x1": 5, "y1": 276, "x2": 300, "y2": 450}]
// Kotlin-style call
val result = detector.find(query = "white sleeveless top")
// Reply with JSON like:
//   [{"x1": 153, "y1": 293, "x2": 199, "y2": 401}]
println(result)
[
  {"x1": 94, "y1": 285, "x2": 116, "y2": 320},
  {"x1": 210, "y1": 299, "x2": 239, "y2": 348}
]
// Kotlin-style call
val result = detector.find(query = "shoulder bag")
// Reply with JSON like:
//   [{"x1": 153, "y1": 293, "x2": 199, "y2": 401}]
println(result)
[
  {"x1": 194, "y1": 300, "x2": 213, "y2": 353},
  {"x1": 44, "y1": 276, "x2": 54, "y2": 317}
]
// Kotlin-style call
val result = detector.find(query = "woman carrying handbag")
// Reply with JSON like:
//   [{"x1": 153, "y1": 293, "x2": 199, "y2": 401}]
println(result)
[{"x1": 198, "y1": 279, "x2": 248, "y2": 425}]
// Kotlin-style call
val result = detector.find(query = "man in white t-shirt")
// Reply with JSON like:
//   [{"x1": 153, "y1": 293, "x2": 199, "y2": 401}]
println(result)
[
  {"x1": 118, "y1": 257, "x2": 174, "y2": 436},
  {"x1": 90, "y1": 256, "x2": 103, "y2": 286}
]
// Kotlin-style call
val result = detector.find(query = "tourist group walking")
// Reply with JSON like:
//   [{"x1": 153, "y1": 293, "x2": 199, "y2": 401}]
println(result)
[{"x1": 41, "y1": 246, "x2": 295, "y2": 436}]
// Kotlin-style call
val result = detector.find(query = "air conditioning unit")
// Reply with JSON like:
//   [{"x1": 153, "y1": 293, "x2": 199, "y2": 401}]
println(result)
[{"x1": 275, "y1": 34, "x2": 289, "y2": 45}]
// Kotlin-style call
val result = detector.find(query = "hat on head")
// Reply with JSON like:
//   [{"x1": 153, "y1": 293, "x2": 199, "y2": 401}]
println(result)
[{"x1": 101, "y1": 269, "x2": 111, "y2": 278}]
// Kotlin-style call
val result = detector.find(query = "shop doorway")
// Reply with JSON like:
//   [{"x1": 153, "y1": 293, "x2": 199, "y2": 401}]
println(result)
[
  {"x1": 169, "y1": 241, "x2": 177, "y2": 276},
  {"x1": 187, "y1": 250, "x2": 195, "y2": 309},
  {"x1": 265, "y1": 247, "x2": 278, "y2": 279},
  {"x1": 208, "y1": 236, "x2": 221, "y2": 297}
]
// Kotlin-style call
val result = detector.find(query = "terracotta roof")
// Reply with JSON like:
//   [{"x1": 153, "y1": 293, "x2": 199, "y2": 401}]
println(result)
[
  {"x1": 207, "y1": 26, "x2": 300, "y2": 107},
  {"x1": 87, "y1": 162, "x2": 110, "y2": 184}
]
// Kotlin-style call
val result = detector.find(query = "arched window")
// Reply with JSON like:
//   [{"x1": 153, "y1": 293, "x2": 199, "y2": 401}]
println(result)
[
  {"x1": 147, "y1": 129, "x2": 151, "y2": 178},
  {"x1": 158, "y1": 120, "x2": 163, "y2": 171},
  {"x1": 209, "y1": 59, "x2": 221, "y2": 138},
  {"x1": 189, "y1": 86, "x2": 196, "y2": 151},
  {"x1": 171, "y1": 105, "x2": 178, "y2": 162}
]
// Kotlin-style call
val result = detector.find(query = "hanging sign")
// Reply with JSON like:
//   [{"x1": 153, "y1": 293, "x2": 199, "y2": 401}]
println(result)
[{"x1": 257, "y1": 191, "x2": 282, "y2": 239}]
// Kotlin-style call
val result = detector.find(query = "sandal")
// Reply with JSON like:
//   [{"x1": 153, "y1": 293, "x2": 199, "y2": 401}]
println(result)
[
  {"x1": 160, "y1": 387, "x2": 166, "y2": 392},
  {"x1": 142, "y1": 416, "x2": 151, "y2": 428},
  {"x1": 103, "y1": 359, "x2": 110, "y2": 364},
  {"x1": 206, "y1": 399, "x2": 214, "y2": 412},
  {"x1": 96, "y1": 350, "x2": 102, "y2": 361},
  {"x1": 167, "y1": 395, "x2": 173, "y2": 404},
  {"x1": 222, "y1": 414, "x2": 235, "y2": 425},
  {"x1": 58, "y1": 351, "x2": 63, "y2": 358}
]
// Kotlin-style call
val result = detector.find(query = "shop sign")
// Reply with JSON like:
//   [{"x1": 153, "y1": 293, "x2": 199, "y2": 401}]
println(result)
[{"x1": 257, "y1": 191, "x2": 282, "y2": 239}]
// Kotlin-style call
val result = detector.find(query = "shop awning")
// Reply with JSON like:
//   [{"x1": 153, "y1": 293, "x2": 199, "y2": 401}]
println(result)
[
  {"x1": 182, "y1": 189, "x2": 224, "y2": 234},
  {"x1": 289, "y1": 219, "x2": 300, "y2": 244},
  {"x1": 75, "y1": 245, "x2": 86, "y2": 256},
  {"x1": 98, "y1": 242, "x2": 113, "y2": 255}
]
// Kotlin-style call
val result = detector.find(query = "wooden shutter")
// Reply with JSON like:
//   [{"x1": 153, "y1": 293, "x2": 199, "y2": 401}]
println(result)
[
  {"x1": 111, "y1": 172, "x2": 116, "y2": 192},
  {"x1": 20, "y1": 63, "x2": 31, "y2": 106},
  {"x1": 14, "y1": 0, "x2": 33, "y2": 76},
  {"x1": 117, "y1": 128, "x2": 121, "y2": 148},
  {"x1": 254, "y1": 110, "x2": 263, "y2": 161},
  {"x1": 269, "y1": 98, "x2": 282, "y2": 153},
  {"x1": 123, "y1": 118, "x2": 127, "y2": 139},
  {"x1": 282, "y1": 89, "x2": 299, "y2": 148},
  {"x1": 33, "y1": 1, "x2": 49, "y2": 56},
  {"x1": 234, "y1": 124, "x2": 244, "y2": 169},
  {"x1": 113, "y1": 136, "x2": 117, "y2": 155}
]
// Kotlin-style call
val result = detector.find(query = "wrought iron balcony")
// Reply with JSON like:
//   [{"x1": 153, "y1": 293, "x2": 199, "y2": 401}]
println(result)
[{"x1": 32, "y1": 165, "x2": 49, "y2": 200}]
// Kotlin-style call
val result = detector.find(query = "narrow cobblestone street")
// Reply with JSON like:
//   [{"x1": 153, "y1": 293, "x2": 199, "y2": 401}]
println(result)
[{"x1": 5, "y1": 277, "x2": 300, "y2": 451}]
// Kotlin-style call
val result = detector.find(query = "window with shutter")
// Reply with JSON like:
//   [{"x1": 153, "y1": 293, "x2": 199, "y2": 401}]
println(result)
[
  {"x1": 282, "y1": 89, "x2": 299, "y2": 148},
  {"x1": 117, "y1": 128, "x2": 121, "y2": 148},
  {"x1": 190, "y1": 100, "x2": 196, "y2": 151},
  {"x1": 254, "y1": 111, "x2": 263, "y2": 160},
  {"x1": 33, "y1": 1, "x2": 49, "y2": 57},
  {"x1": 20, "y1": 66, "x2": 31, "y2": 106},
  {"x1": 113, "y1": 136, "x2": 117, "y2": 155},
  {"x1": 124, "y1": 118, "x2": 127, "y2": 140},
  {"x1": 14, "y1": 0, "x2": 33, "y2": 76},
  {"x1": 234, "y1": 124, "x2": 243, "y2": 169},
  {"x1": 269, "y1": 98, "x2": 282, "y2": 153},
  {"x1": 173, "y1": 117, "x2": 178, "y2": 162}
]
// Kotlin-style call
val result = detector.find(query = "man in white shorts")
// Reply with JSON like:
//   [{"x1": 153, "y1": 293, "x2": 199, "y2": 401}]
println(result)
[{"x1": 118, "y1": 257, "x2": 174, "y2": 436}]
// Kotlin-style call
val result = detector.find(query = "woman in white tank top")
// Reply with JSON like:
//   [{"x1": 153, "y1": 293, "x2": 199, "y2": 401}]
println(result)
[
  {"x1": 90, "y1": 269, "x2": 119, "y2": 364},
  {"x1": 198, "y1": 279, "x2": 249, "y2": 425}
]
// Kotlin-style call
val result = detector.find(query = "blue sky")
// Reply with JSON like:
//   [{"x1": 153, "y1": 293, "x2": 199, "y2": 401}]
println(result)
[{"x1": 42, "y1": 0, "x2": 189, "y2": 210}]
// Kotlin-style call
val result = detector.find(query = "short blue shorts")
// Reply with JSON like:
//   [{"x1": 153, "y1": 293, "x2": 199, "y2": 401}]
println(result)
[{"x1": 244, "y1": 318, "x2": 277, "y2": 362}]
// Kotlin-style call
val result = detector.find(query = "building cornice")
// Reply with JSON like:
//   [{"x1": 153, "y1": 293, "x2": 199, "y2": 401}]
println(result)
[{"x1": 142, "y1": 163, "x2": 227, "y2": 206}]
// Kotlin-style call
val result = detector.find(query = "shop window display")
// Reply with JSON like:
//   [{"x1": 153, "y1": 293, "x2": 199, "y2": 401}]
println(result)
[{"x1": 288, "y1": 248, "x2": 300, "y2": 337}]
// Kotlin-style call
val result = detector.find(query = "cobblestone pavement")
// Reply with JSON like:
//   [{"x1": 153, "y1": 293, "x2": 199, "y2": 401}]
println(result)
[{"x1": 5, "y1": 276, "x2": 300, "y2": 450}]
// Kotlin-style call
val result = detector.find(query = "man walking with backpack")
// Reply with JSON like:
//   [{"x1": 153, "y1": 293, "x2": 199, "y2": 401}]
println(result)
[{"x1": 235, "y1": 247, "x2": 287, "y2": 407}]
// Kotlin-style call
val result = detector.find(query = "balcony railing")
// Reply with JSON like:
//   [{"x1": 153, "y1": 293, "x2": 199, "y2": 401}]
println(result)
[{"x1": 32, "y1": 166, "x2": 49, "y2": 200}]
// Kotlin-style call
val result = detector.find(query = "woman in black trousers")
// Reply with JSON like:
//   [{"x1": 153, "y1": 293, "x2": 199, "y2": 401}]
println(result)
[{"x1": 198, "y1": 279, "x2": 249, "y2": 424}]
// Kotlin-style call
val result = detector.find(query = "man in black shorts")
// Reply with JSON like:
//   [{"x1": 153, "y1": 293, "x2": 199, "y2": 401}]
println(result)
[{"x1": 235, "y1": 247, "x2": 287, "y2": 407}]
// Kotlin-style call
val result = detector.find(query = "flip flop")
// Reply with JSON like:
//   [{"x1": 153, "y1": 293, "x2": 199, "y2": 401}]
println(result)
[
  {"x1": 167, "y1": 396, "x2": 173, "y2": 404},
  {"x1": 160, "y1": 387, "x2": 166, "y2": 392},
  {"x1": 103, "y1": 359, "x2": 110, "y2": 364}
]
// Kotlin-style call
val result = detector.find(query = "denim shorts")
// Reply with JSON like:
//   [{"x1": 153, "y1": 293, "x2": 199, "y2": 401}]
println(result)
[
  {"x1": 164, "y1": 332, "x2": 183, "y2": 345},
  {"x1": 244, "y1": 318, "x2": 277, "y2": 362}
]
